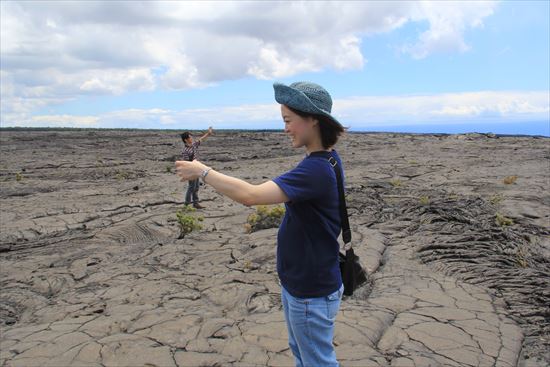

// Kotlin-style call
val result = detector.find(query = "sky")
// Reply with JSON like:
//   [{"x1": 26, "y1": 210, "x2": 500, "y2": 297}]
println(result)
[{"x1": 1, "y1": 0, "x2": 549, "y2": 135}]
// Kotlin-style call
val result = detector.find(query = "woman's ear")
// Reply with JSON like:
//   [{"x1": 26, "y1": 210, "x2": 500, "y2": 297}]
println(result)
[{"x1": 309, "y1": 116, "x2": 319, "y2": 127}]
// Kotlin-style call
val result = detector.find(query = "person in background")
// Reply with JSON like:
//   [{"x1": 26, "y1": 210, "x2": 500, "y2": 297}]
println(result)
[{"x1": 181, "y1": 127, "x2": 213, "y2": 209}]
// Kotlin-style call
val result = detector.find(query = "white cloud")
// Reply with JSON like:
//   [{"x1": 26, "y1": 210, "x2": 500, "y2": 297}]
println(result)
[
  {"x1": 5, "y1": 91, "x2": 547, "y2": 130},
  {"x1": 402, "y1": 1, "x2": 496, "y2": 59},
  {"x1": 26, "y1": 114, "x2": 99, "y2": 128},
  {"x1": 79, "y1": 68, "x2": 156, "y2": 95},
  {"x1": 334, "y1": 91, "x2": 550, "y2": 126},
  {"x1": 1, "y1": 0, "x2": 500, "y2": 125}
]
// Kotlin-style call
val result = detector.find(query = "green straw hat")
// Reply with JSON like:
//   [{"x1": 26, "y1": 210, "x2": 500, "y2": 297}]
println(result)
[{"x1": 273, "y1": 81, "x2": 342, "y2": 128}]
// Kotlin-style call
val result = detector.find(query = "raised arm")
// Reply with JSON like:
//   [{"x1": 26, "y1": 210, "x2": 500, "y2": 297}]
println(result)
[
  {"x1": 198, "y1": 126, "x2": 214, "y2": 143},
  {"x1": 175, "y1": 160, "x2": 288, "y2": 206}
]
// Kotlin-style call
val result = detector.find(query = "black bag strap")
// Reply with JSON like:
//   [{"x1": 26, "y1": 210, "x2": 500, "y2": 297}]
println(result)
[
  {"x1": 328, "y1": 156, "x2": 352, "y2": 244},
  {"x1": 307, "y1": 151, "x2": 352, "y2": 245}
]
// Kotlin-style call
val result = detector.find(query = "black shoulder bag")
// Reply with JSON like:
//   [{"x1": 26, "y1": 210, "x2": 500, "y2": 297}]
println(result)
[{"x1": 328, "y1": 156, "x2": 368, "y2": 296}]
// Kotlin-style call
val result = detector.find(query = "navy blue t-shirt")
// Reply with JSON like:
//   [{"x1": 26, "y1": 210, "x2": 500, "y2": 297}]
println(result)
[{"x1": 272, "y1": 150, "x2": 344, "y2": 298}]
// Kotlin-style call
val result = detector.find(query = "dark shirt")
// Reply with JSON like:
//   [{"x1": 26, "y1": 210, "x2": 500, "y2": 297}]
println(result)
[
  {"x1": 272, "y1": 150, "x2": 344, "y2": 298},
  {"x1": 182, "y1": 141, "x2": 201, "y2": 161}
]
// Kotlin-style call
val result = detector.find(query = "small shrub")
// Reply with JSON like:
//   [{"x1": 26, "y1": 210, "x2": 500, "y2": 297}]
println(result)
[
  {"x1": 390, "y1": 178, "x2": 402, "y2": 187},
  {"x1": 503, "y1": 175, "x2": 517, "y2": 185},
  {"x1": 447, "y1": 193, "x2": 459, "y2": 201},
  {"x1": 176, "y1": 205, "x2": 203, "y2": 238},
  {"x1": 495, "y1": 212, "x2": 513, "y2": 227},
  {"x1": 166, "y1": 165, "x2": 172, "y2": 173},
  {"x1": 15, "y1": 172, "x2": 22, "y2": 182},
  {"x1": 246, "y1": 205, "x2": 285, "y2": 233},
  {"x1": 419, "y1": 196, "x2": 430, "y2": 205},
  {"x1": 115, "y1": 170, "x2": 129, "y2": 181},
  {"x1": 489, "y1": 194, "x2": 503, "y2": 205},
  {"x1": 515, "y1": 246, "x2": 528, "y2": 268}
]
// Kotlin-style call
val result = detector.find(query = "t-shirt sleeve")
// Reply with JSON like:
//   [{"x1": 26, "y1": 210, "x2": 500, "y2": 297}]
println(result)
[
  {"x1": 193, "y1": 141, "x2": 201, "y2": 148},
  {"x1": 272, "y1": 159, "x2": 329, "y2": 203}
]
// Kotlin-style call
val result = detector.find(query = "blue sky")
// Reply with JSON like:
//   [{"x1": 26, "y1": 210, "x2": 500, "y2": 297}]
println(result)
[{"x1": 1, "y1": 1, "x2": 549, "y2": 135}]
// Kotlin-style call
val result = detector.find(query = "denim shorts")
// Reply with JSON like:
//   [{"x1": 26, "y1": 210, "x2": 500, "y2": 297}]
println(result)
[{"x1": 281, "y1": 284, "x2": 344, "y2": 367}]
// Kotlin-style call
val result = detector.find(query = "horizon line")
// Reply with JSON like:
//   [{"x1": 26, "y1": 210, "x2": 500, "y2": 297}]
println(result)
[{"x1": 1, "y1": 126, "x2": 548, "y2": 139}]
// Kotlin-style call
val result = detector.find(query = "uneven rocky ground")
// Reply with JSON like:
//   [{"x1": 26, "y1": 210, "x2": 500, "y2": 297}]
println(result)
[{"x1": 0, "y1": 129, "x2": 548, "y2": 367}]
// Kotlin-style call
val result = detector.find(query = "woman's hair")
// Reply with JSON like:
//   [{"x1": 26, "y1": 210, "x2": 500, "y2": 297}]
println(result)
[{"x1": 287, "y1": 106, "x2": 344, "y2": 149}]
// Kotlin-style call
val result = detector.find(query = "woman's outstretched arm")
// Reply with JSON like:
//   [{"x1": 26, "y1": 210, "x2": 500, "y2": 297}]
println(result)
[{"x1": 175, "y1": 160, "x2": 288, "y2": 206}]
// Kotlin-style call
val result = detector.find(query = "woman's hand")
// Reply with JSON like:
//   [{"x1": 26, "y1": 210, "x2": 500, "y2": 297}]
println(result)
[
  {"x1": 175, "y1": 160, "x2": 209, "y2": 181},
  {"x1": 175, "y1": 160, "x2": 288, "y2": 205}
]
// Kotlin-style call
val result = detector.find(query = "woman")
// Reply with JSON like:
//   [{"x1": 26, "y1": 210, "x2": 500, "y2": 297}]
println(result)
[{"x1": 175, "y1": 81, "x2": 346, "y2": 367}]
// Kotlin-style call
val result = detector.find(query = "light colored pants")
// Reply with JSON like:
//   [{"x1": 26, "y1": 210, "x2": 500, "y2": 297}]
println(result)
[{"x1": 281, "y1": 284, "x2": 344, "y2": 367}]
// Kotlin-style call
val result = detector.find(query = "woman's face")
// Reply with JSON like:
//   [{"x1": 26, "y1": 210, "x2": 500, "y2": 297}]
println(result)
[{"x1": 281, "y1": 105, "x2": 317, "y2": 149}]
